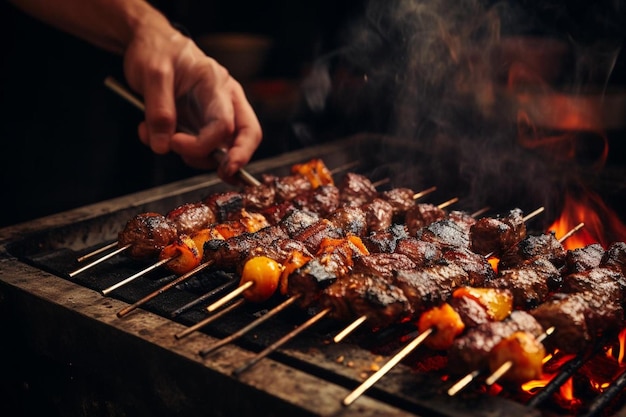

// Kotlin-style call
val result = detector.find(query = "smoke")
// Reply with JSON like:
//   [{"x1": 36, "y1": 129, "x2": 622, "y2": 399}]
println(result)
[{"x1": 293, "y1": 0, "x2": 625, "y2": 226}]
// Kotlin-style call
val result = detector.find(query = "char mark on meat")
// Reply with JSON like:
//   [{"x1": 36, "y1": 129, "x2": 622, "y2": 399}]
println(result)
[
  {"x1": 498, "y1": 231, "x2": 566, "y2": 270},
  {"x1": 393, "y1": 263, "x2": 469, "y2": 316},
  {"x1": 470, "y1": 208, "x2": 526, "y2": 257},
  {"x1": 564, "y1": 243, "x2": 605, "y2": 274},
  {"x1": 293, "y1": 184, "x2": 340, "y2": 217},
  {"x1": 292, "y1": 219, "x2": 344, "y2": 254},
  {"x1": 278, "y1": 209, "x2": 320, "y2": 237},
  {"x1": 203, "y1": 191, "x2": 244, "y2": 222},
  {"x1": 363, "y1": 224, "x2": 410, "y2": 254},
  {"x1": 531, "y1": 291, "x2": 624, "y2": 353},
  {"x1": 118, "y1": 212, "x2": 178, "y2": 259},
  {"x1": 393, "y1": 237, "x2": 443, "y2": 266},
  {"x1": 488, "y1": 257, "x2": 561, "y2": 309},
  {"x1": 442, "y1": 247, "x2": 495, "y2": 286},
  {"x1": 416, "y1": 219, "x2": 470, "y2": 250},
  {"x1": 405, "y1": 203, "x2": 447, "y2": 236},
  {"x1": 320, "y1": 273, "x2": 413, "y2": 328},
  {"x1": 329, "y1": 206, "x2": 368, "y2": 237}
]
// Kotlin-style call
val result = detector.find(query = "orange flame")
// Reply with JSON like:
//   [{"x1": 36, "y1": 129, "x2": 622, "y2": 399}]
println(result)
[{"x1": 548, "y1": 190, "x2": 626, "y2": 250}]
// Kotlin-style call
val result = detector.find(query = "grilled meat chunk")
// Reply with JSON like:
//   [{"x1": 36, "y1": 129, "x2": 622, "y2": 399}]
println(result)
[
  {"x1": 560, "y1": 267, "x2": 626, "y2": 302},
  {"x1": 442, "y1": 247, "x2": 495, "y2": 286},
  {"x1": 393, "y1": 263, "x2": 470, "y2": 316},
  {"x1": 564, "y1": 243, "x2": 605, "y2": 274},
  {"x1": 380, "y1": 187, "x2": 415, "y2": 220},
  {"x1": 278, "y1": 209, "x2": 320, "y2": 237},
  {"x1": 363, "y1": 198, "x2": 395, "y2": 232},
  {"x1": 165, "y1": 202, "x2": 216, "y2": 236},
  {"x1": 470, "y1": 208, "x2": 526, "y2": 257},
  {"x1": 363, "y1": 224, "x2": 410, "y2": 254},
  {"x1": 416, "y1": 219, "x2": 470, "y2": 250},
  {"x1": 447, "y1": 310, "x2": 544, "y2": 373},
  {"x1": 118, "y1": 212, "x2": 178, "y2": 259},
  {"x1": 531, "y1": 291, "x2": 624, "y2": 353},
  {"x1": 352, "y1": 253, "x2": 417, "y2": 279},
  {"x1": 203, "y1": 225, "x2": 289, "y2": 269},
  {"x1": 320, "y1": 272, "x2": 412, "y2": 328},
  {"x1": 329, "y1": 206, "x2": 368, "y2": 237},
  {"x1": 203, "y1": 191, "x2": 244, "y2": 222},
  {"x1": 273, "y1": 174, "x2": 312, "y2": 201},
  {"x1": 293, "y1": 184, "x2": 340, "y2": 217},
  {"x1": 498, "y1": 231, "x2": 566, "y2": 270},
  {"x1": 602, "y1": 241, "x2": 626, "y2": 275},
  {"x1": 393, "y1": 237, "x2": 442, "y2": 266},
  {"x1": 292, "y1": 219, "x2": 344, "y2": 254},
  {"x1": 287, "y1": 237, "x2": 366, "y2": 309},
  {"x1": 405, "y1": 203, "x2": 447, "y2": 236},
  {"x1": 339, "y1": 172, "x2": 379, "y2": 208},
  {"x1": 243, "y1": 182, "x2": 276, "y2": 211},
  {"x1": 488, "y1": 257, "x2": 562, "y2": 309}
]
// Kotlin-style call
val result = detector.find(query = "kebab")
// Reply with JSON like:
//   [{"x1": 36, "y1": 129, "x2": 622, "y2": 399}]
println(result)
[{"x1": 201, "y1": 206, "x2": 538, "y2": 380}]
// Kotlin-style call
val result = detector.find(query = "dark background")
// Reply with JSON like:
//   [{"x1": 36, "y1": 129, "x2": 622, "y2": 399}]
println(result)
[
  {"x1": 1, "y1": 0, "x2": 625, "y2": 228},
  {"x1": 0, "y1": 0, "x2": 365, "y2": 228}
]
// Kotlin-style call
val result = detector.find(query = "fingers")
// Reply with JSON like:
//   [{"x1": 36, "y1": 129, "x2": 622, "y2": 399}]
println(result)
[
  {"x1": 170, "y1": 78, "x2": 262, "y2": 180},
  {"x1": 141, "y1": 69, "x2": 177, "y2": 154}
]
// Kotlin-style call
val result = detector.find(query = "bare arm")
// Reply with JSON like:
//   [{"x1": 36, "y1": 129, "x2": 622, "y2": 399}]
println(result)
[{"x1": 8, "y1": 0, "x2": 262, "y2": 182}]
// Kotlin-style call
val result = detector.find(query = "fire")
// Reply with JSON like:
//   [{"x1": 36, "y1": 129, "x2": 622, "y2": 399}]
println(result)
[{"x1": 548, "y1": 190, "x2": 626, "y2": 250}]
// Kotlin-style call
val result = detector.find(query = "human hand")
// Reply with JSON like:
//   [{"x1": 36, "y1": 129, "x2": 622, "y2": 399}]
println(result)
[{"x1": 122, "y1": 20, "x2": 262, "y2": 183}]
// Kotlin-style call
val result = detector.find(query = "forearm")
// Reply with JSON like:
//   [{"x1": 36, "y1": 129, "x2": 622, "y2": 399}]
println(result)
[{"x1": 7, "y1": 0, "x2": 176, "y2": 55}]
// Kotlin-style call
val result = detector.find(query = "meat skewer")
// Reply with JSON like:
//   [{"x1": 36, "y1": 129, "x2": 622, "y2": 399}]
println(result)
[
  {"x1": 69, "y1": 157, "x2": 338, "y2": 276},
  {"x1": 221, "y1": 206, "x2": 541, "y2": 381},
  {"x1": 445, "y1": 223, "x2": 586, "y2": 395},
  {"x1": 333, "y1": 206, "x2": 544, "y2": 343}
]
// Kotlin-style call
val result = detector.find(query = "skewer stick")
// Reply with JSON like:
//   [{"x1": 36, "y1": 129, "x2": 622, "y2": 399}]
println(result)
[
  {"x1": 101, "y1": 256, "x2": 173, "y2": 296},
  {"x1": 174, "y1": 298, "x2": 246, "y2": 340},
  {"x1": 484, "y1": 326, "x2": 555, "y2": 386},
  {"x1": 198, "y1": 295, "x2": 302, "y2": 355},
  {"x1": 170, "y1": 279, "x2": 238, "y2": 317},
  {"x1": 413, "y1": 186, "x2": 437, "y2": 200},
  {"x1": 116, "y1": 260, "x2": 214, "y2": 317},
  {"x1": 232, "y1": 307, "x2": 331, "y2": 376},
  {"x1": 206, "y1": 281, "x2": 254, "y2": 313},
  {"x1": 68, "y1": 244, "x2": 131, "y2": 278},
  {"x1": 76, "y1": 241, "x2": 118, "y2": 263},
  {"x1": 342, "y1": 327, "x2": 434, "y2": 406},
  {"x1": 105, "y1": 76, "x2": 261, "y2": 187}
]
